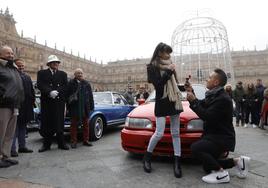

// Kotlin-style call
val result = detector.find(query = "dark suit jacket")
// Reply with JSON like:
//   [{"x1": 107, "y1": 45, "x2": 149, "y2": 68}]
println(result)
[
  {"x1": 18, "y1": 72, "x2": 35, "y2": 124},
  {"x1": 37, "y1": 68, "x2": 68, "y2": 136}
]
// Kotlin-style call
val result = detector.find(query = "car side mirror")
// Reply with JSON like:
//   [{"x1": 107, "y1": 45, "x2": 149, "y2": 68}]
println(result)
[{"x1": 137, "y1": 98, "x2": 145, "y2": 105}]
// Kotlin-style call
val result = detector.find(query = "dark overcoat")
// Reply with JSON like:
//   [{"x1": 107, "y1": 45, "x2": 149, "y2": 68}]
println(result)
[
  {"x1": 147, "y1": 64, "x2": 182, "y2": 117},
  {"x1": 66, "y1": 79, "x2": 94, "y2": 118},
  {"x1": 37, "y1": 69, "x2": 67, "y2": 137},
  {"x1": 18, "y1": 72, "x2": 35, "y2": 125},
  {"x1": 189, "y1": 88, "x2": 236, "y2": 152}
]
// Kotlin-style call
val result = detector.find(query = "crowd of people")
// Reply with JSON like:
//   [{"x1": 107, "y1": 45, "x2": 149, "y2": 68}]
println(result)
[
  {"x1": 0, "y1": 45, "x2": 95, "y2": 168},
  {"x1": 123, "y1": 86, "x2": 150, "y2": 105},
  {"x1": 0, "y1": 44, "x2": 153, "y2": 169},
  {"x1": 225, "y1": 79, "x2": 268, "y2": 129}
]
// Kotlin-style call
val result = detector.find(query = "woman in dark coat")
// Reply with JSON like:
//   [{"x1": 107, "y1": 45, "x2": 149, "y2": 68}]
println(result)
[
  {"x1": 67, "y1": 68, "x2": 94, "y2": 148},
  {"x1": 143, "y1": 42, "x2": 183, "y2": 178},
  {"x1": 244, "y1": 83, "x2": 258, "y2": 127}
]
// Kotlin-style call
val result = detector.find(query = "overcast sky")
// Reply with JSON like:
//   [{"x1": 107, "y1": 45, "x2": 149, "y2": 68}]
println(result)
[{"x1": 2, "y1": 0, "x2": 268, "y2": 63}]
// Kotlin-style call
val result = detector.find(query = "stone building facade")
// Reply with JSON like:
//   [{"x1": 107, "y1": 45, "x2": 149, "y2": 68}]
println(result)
[
  {"x1": 103, "y1": 58, "x2": 150, "y2": 92},
  {"x1": 231, "y1": 50, "x2": 268, "y2": 86},
  {"x1": 0, "y1": 8, "x2": 104, "y2": 91},
  {"x1": 1, "y1": 9, "x2": 268, "y2": 94}
]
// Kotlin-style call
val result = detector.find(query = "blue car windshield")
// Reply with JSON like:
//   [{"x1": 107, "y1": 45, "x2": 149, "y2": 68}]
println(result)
[{"x1": 93, "y1": 92, "x2": 112, "y2": 105}]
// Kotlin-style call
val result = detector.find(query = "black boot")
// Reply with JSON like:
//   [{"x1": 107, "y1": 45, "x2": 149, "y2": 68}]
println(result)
[
  {"x1": 38, "y1": 139, "x2": 51, "y2": 153},
  {"x1": 174, "y1": 156, "x2": 182, "y2": 178},
  {"x1": 38, "y1": 144, "x2": 50, "y2": 153},
  {"x1": 143, "y1": 151, "x2": 152, "y2": 173},
  {"x1": 57, "y1": 133, "x2": 69, "y2": 150}
]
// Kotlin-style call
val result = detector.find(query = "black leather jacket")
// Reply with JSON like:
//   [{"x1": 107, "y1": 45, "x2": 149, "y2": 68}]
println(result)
[{"x1": 0, "y1": 59, "x2": 24, "y2": 109}]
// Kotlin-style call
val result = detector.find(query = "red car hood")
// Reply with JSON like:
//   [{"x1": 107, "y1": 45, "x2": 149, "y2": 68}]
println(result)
[{"x1": 128, "y1": 101, "x2": 198, "y2": 122}]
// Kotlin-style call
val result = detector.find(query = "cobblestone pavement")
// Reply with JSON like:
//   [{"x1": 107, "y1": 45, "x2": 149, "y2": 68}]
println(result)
[{"x1": 0, "y1": 124, "x2": 268, "y2": 188}]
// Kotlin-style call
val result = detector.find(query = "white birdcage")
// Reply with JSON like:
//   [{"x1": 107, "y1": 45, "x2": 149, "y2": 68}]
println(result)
[{"x1": 171, "y1": 16, "x2": 234, "y2": 84}]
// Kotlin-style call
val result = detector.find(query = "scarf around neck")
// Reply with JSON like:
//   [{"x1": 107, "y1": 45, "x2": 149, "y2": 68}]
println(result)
[
  {"x1": 157, "y1": 59, "x2": 183, "y2": 111},
  {"x1": 205, "y1": 86, "x2": 223, "y2": 98}
]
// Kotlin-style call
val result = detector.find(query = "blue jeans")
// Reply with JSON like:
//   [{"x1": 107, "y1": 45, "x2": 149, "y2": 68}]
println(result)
[
  {"x1": 11, "y1": 122, "x2": 27, "y2": 151},
  {"x1": 147, "y1": 114, "x2": 181, "y2": 156}
]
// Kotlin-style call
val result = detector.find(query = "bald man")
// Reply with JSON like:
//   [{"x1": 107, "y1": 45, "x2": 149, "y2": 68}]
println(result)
[
  {"x1": 66, "y1": 68, "x2": 94, "y2": 148},
  {"x1": 0, "y1": 45, "x2": 24, "y2": 168}
]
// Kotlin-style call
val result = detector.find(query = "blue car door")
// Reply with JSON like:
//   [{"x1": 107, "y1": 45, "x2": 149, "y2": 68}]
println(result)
[{"x1": 112, "y1": 93, "x2": 129, "y2": 123}]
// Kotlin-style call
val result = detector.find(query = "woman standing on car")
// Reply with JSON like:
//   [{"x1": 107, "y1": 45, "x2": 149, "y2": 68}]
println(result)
[
  {"x1": 67, "y1": 68, "x2": 94, "y2": 148},
  {"x1": 144, "y1": 42, "x2": 183, "y2": 178}
]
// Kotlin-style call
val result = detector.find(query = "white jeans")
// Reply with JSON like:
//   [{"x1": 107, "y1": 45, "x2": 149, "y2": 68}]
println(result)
[{"x1": 147, "y1": 114, "x2": 181, "y2": 156}]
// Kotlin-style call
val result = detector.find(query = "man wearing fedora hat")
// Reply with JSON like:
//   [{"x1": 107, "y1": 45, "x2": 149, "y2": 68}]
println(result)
[{"x1": 37, "y1": 55, "x2": 69, "y2": 152}]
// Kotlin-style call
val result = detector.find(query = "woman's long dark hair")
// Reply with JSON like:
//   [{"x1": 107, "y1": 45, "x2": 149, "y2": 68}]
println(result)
[{"x1": 149, "y1": 42, "x2": 173, "y2": 64}]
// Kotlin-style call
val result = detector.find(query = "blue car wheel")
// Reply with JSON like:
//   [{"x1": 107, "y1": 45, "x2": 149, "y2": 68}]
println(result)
[{"x1": 90, "y1": 116, "x2": 104, "y2": 141}]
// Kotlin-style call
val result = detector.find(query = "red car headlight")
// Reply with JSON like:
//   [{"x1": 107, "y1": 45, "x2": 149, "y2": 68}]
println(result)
[
  {"x1": 125, "y1": 117, "x2": 152, "y2": 129},
  {"x1": 187, "y1": 119, "x2": 204, "y2": 131}
]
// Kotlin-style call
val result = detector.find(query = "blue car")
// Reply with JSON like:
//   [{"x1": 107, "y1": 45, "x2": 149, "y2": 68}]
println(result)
[
  {"x1": 65, "y1": 91, "x2": 135, "y2": 141},
  {"x1": 27, "y1": 94, "x2": 41, "y2": 130}
]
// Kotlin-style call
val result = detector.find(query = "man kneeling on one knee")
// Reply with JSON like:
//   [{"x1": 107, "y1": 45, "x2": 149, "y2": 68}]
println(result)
[{"x1": 186, "y1": 68, "x2": 250, "y2": 184}]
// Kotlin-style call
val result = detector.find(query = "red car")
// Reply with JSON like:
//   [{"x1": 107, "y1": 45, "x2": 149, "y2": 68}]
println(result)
[{"x1": 121, "y1": 84, "x2": 207, "y2": 158}]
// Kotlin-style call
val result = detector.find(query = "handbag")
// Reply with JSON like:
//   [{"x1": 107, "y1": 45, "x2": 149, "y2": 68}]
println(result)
[{"x1": 68, "y1": 85, "x2": 80, "y2": 104}]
